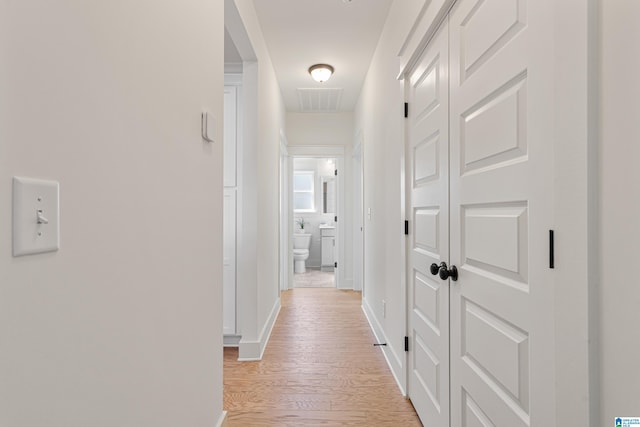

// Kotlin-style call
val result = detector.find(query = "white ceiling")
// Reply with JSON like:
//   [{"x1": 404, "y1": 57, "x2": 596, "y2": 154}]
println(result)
[{"x1": 252, "y1": 0, "x2": 393, "y2": 113}]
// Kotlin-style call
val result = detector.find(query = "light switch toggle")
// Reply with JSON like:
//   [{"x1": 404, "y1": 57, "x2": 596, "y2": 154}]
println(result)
[{"x1": 36, "y1": 209, "x2": 49, "y2": 225}]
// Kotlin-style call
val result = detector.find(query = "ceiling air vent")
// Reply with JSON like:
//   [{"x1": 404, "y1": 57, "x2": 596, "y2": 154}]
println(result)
[{"x1": 297, "y1": 88, "x2": 343, "y2": 113}]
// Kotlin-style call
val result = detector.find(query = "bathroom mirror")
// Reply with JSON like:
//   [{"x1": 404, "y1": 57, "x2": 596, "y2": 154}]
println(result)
[{"x1": 322, "y1": 176, "x2": 336, "y2": 214}]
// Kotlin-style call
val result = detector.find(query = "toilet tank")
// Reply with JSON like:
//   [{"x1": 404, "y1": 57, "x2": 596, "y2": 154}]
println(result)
[{"x1": 293, "y1": 233, "x2": 312, "y2": 249}]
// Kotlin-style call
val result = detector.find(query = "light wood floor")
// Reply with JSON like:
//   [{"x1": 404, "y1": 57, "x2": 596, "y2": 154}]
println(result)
[
  {"x1": 293, "y1": 268, "x2": 335, "y2": 288},
  {"x1": 223, "y1": 288, "x2": 422, "y2": 426}
]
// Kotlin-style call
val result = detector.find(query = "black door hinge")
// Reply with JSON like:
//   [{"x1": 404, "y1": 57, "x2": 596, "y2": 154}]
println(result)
[
  {"x1": 334, "y1": 262, "x2": 338, "y2": 268},
  {"x1": 335, "y1": 169, "x2": 338, "y2": 176},
  {"x1": 404, "y1": 220, "x2": 409, "y2": 235},
  {"x1": 549, "y1": 230, "x2": 555, "y2": 269},
  {"x1": 334, "y1": 215, "x2": 338, "y2": 222},
  {"x1": 404, "y1": 102, "x2": 409, "y2": 118},
  {"x1": 404, "y1": 336, "x2": 409, "y2": 352}
]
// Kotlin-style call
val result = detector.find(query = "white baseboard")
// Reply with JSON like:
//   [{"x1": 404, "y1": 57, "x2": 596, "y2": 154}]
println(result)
[
  {"x1": 361, "y1": 297, "x2": 406, "y2": 396},
  {"x1": 215, "y1": 410, "x2": 227, "y2": 427},
  {"x1": 339, "y1": 278, "x2": 354, "y2": 290},
  {"x1": 238, "y1": 298, "x2": 281, "y2": 361},
  {"x1": 223, "y1": 334, "x2": 241, "y2": 347},
  {"x1": 237, "y1": 341, "x2": 260, "y2": 361}
]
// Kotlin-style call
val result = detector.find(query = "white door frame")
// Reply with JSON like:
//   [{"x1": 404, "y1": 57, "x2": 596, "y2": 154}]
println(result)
[
  {"x1": 352, "y1": 137, "x2": 364, "y2": 293},
  {"x1": 286, "y1": 145, "x2": 346, "y2": 289},
  {"x1": 279, "y1": 132, "x2": 291, "y2": 291}
]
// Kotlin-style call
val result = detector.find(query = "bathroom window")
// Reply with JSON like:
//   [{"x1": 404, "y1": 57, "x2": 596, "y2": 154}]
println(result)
[{"x1": 293, "y1": 171, "x2": 315, "y2": 212}]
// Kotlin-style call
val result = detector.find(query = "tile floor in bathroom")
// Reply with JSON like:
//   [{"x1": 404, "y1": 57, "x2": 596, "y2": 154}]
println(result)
[{"x1": 293, "y1": 268, "x2": 335, "y2": 288}]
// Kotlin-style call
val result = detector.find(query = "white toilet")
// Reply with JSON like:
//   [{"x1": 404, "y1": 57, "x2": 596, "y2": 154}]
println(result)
[{"x1": 293, "y1": 233, "x2": 312, "y2": 274}]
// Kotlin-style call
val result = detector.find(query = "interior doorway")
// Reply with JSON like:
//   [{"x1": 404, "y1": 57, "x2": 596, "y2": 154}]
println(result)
[
  {"x1": 291, "y1": 157, "x2": 338, "y2": 288},
  {"x1": 223, "y1": 0, "x2": 258, "y2": 350},
  {"x1": 280, "y1": 145, "x2": 346, "y2": 291}
]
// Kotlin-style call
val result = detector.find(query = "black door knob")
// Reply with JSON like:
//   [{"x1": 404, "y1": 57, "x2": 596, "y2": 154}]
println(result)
[
  {"x1": 430, "y1": 263, "x2": 442, "y2": 276},
  {"x1": 430, "y1": 262, "x2": 457, "y2": 281},
  {"x1": 439, "y1": 264, "x2": 458, "y2": 281}
]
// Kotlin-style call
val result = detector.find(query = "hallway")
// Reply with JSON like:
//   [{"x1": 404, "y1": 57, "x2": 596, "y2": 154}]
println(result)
[{"x1": 223, "y1": 288, "x2": 421, "y2": 426}]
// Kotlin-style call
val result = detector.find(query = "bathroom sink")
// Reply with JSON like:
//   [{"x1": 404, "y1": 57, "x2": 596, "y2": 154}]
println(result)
[{"x1": 319, "y1": 224, "x2": 335, "y2": 229}]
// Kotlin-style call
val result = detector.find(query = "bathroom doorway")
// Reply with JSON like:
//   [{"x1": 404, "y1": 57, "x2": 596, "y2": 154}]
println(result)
[
  {"x1": 291, "y1": 156, "x2": 340, "y2": 289},
  {"x1": 283, "y1": 146, "x2": 344, "y2": 289}
]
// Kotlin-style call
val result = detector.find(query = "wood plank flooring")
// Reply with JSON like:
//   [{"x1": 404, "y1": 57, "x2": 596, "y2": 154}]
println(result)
[
  {"x1": 293, "y1": 268, "x2": 335, "y2": 288},
  {"x1": 223, "y1": 288, "x2": 422, "y2": 426}
]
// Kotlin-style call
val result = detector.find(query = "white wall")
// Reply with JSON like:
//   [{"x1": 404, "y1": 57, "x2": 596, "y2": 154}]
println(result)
[
  {"x1": 287, "y1": 113, "x2": 354, "y2": 146},
  {"x1": 354, "y1": 1, "x2": 419, "y2": 389},
  {"x1": 233, "y1": 0, "x2": 286, "y2": 360},
  {"x1": 599, "y1": 0, "x2": 640, "y2": 424},
  {"x1": 287, "y1": 113, "x2": 355, "y2": 287},
  {"x1": 0, "y1": 1, "x2": 224, "y2": 426}
]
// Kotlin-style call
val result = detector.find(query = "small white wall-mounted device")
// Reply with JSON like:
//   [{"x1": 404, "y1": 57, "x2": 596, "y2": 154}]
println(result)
[
  {"x1": 201, "y1": 111, "x2": 215, "y2": 143},
  {"x1": 12, "y1": 176, "x2": 60, "y2": 256}
]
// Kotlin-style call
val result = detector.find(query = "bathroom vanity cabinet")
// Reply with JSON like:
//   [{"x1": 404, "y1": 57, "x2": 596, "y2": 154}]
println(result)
[{"x1": 320, "y1": 226, "x2": 335, "y2": 271}]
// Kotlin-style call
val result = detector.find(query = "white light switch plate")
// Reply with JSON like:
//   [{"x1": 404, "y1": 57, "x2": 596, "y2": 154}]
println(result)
[{"x1": 13, "y1": 176, "x2": 60, "y2": 257}]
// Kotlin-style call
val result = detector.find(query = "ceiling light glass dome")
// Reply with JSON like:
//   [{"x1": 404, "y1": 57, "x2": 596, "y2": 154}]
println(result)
[{"x1": 308, "y1": 64, "x2": 334, "y2": 83}]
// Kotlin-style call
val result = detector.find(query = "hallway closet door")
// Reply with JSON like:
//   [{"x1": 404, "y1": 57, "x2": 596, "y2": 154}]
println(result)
[
  {"x1": 406, "y1": 22, "x2": 450, "y2": 426},
  {"x1": 449, "y1": 0, "x2": 555, "y2": 425},
  {"x1": 406, "y1": 1, "x2": 556, "y2": 425}
]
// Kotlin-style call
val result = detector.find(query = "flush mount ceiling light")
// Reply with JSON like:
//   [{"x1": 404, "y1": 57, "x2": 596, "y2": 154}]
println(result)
[{"x1": 308, "y1": 64, "x2": 334, "y2": 83}]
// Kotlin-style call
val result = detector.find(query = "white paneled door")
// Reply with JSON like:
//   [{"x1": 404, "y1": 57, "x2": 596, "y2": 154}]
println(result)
[
  {"x1": 406, "y1": 0, "x2": 555, "y2": 426},
  {"x1": 407, "y1": 22, "x2": 450, "y2": 426},
  {"x1": 449, "y1": 0, "x2": 554, "y2": 425}
]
